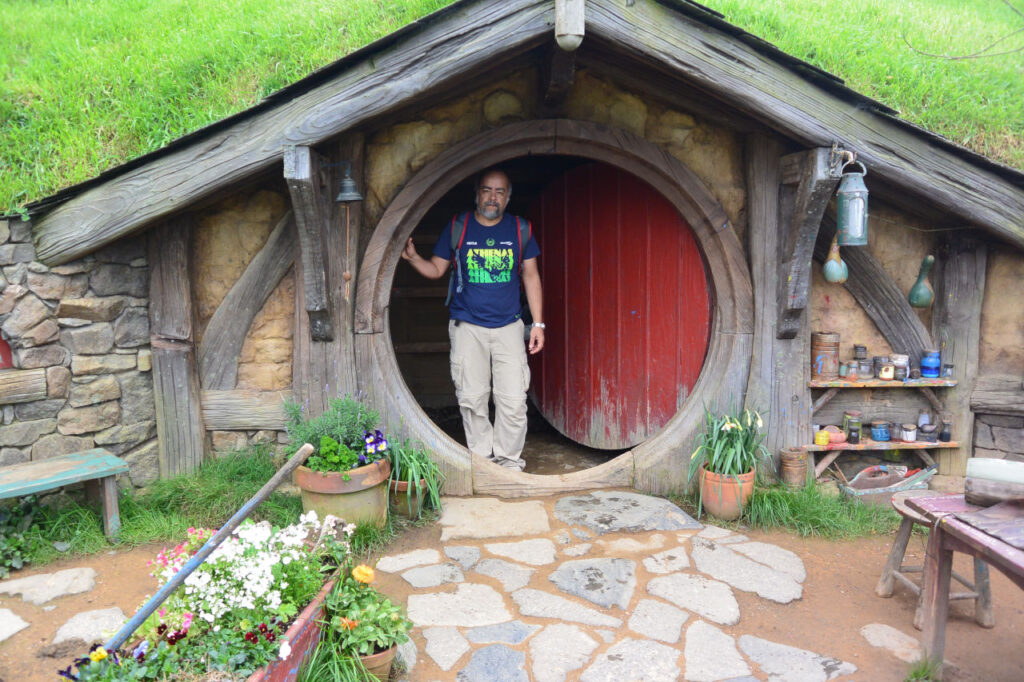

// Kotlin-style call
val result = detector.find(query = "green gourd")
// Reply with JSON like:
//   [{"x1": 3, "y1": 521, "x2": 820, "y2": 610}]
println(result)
[
  {"x1": 823, "y1": 236, "x2": 848, "y2": 284},
  {"x1": 909, "y1": 255, "x2": 935, "y2": 308}
]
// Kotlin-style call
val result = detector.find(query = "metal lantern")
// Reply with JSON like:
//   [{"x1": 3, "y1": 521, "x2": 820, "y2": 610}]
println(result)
[{"x1": 836, "y1": 160, "x2": 868, "y2": 246}]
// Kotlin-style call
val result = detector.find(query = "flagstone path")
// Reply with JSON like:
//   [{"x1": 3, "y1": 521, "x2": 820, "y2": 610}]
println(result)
[{"x1": 377, "y1": 491, "x2": 860, "y2": 681}]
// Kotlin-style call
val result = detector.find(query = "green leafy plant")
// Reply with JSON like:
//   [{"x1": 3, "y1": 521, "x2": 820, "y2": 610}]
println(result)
[
  {"x1": 0, "y1": 495, "x2": 43, "y2": 578},
  {"x1": 388, "y1": 439, "x2": 444, "y2": 518},
  {"x1": 285, "y1": 396, "x2": 387, "y2": 475},
  {"x1": 687, "y1": 406, "x2": 772, "y2": 517},
  {"x1": 323, "y1": 563, "x2": 412, "y2": 657}
]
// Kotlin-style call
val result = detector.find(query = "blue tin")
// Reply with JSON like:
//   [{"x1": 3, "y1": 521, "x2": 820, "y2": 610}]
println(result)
[
  {"x1": 871, "y1": 421, "x2": 891, "y2": 442},
  {"x1": 921, "y1": 349, "x2": 941, "y2": 378}
]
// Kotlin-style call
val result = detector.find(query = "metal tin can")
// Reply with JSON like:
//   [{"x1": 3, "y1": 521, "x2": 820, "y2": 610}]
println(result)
[
  {"x1": 815, "y1": 430, "x2": 830, "y2": 446},
  {"x1": 879, "y1": 362, "x2": 895, "y2": 380},
  {"x1": 901, "y1": 423, "x2": 917, "y2": 442}
]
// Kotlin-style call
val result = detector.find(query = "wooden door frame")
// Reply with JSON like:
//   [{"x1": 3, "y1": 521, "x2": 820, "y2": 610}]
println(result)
[{"x1": 354, "y1": 119, "x2": 753, "y2": 497}]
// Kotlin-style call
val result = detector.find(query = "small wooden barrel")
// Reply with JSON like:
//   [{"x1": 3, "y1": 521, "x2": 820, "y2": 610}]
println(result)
[
  {"x1": 780, "y1": 447, "x2": 808, "y2": 488},
  {"x1": 810, "y1": 332, "x2": 840, "y2": 380}
]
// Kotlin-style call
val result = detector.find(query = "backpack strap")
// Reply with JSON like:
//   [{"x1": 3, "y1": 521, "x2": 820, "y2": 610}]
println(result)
[
  {"x1": 445, "y1": 213, "x2": 470, "y2": 307},
  {"x1": 514, "y1": 216, "x2": 532, "y2": 274}
]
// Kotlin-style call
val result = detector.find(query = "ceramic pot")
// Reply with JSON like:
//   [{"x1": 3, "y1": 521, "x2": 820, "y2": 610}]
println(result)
[
  {"x1": 294, "y1": 460, "x2": 391, "y2": 528},
  {"x1": 908, "y1": 255, "x2": 935, "y2": 308},
  {"x1": 359, "y1": 644, "x2": 398, "y2": 682},
  {"x1": 699, "y1": 465, "x2": 755, "y2": 521},
  {"x1": 389, "y1": 479, "x2": 426, "y2": 519}
]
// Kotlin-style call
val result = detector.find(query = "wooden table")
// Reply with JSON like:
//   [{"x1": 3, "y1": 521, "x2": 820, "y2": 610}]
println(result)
[{"x1": 906, "y1": 494, "x2": 1024, "y2": 670}]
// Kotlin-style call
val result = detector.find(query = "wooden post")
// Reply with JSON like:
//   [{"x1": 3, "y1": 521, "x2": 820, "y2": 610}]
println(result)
[
  {"x1": 291, "y1": 137, "x2": 363, "y2": 417},
  {"x1": 148, "y1": 217, "x2": 205, "y2": 476},
  {"x1": 285, "y1": 146, "x2": 334, "y2": 341},
  {"x1": 554, "y1": 0, "x2": 584, "y2": 51},
  {"x1": 744, "y1": 135, "x2": 812, "y2": 462},
  {"x1": 931, "y1": 237, "x2": 987, "y2": 476}
]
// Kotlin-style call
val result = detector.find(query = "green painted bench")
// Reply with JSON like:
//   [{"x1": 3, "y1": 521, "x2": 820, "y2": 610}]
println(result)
[{"x1": 0, "y1": 448, "x2": 128, "y2": 541}]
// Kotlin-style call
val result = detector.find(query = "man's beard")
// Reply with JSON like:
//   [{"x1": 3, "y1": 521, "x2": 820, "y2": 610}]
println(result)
[{"x1": 477, "y1": 200, "x2": 501, "y2": 220}]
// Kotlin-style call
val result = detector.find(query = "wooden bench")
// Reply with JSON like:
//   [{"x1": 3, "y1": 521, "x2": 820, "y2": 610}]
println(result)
[{"x1": 0, "y1": 449, "x2": 129, "y2": 541}]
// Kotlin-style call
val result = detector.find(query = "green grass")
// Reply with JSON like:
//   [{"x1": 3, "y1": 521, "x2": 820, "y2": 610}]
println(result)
[
  {"x1": 904, "y1": 655, "x2": 942, "y2": 681},
  {"x1": 23, "y1": 447, "x2": 303, "y2": 564},
  {"x1": 1, "y1": 0, "x2": 1022, "y2": 213},
  {"x1": 743, "y1": 483, "x2": 901, "y2": 538},
  {"x1": 701, "y1": 0, "x2": 1024, "y2": 169}
]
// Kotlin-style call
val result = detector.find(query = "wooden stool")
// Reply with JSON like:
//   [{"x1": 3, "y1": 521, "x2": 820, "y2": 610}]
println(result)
[{"x1": 876, "y1": 490, "x2": 995, "y2": 629}]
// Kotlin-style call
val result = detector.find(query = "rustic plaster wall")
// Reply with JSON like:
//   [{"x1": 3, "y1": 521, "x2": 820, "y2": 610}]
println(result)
[
  {"x1": 979, "y1": 248, "x2": 1024, "y2": 376},
  {"x1": 193, "y1": 188, "x2": 293, "y2": 392},
  {"x1": 0, "y1": 220, "x2": 157, "y2": 488},
  {"x1": 362, "y1": 68, "x2": 747, "y2": 244},
  {"x1": 810, "y1": 202, "x2": 936, "y2": 362}
]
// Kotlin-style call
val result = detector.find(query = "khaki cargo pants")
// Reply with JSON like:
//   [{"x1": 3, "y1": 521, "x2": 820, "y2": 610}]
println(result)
[{"x1": 448, "y1": 319, "x2": 529, "y2": 470}]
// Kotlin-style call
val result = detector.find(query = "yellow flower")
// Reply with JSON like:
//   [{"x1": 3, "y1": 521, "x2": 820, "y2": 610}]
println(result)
[
  {"x1": 89, "y1": 648, "x2": 109, "y2": 663},
  {"x1": 352, "y1": 564, "x2": 375, "y2": 584}
]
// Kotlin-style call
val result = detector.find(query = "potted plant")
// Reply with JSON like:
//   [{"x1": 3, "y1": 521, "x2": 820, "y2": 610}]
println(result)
[
  {"x1": 318, "y1": 562, "x2": 412, "y2": 681},
  {"x1": 388, "y1": 439, "x2": 444, "y2": 519},
  {"x1": 687, "y1": 407, "x2": 771, "y2": 521},
  {"x1": 285, "y1": 397, "x2": 392, "y2": 528}
]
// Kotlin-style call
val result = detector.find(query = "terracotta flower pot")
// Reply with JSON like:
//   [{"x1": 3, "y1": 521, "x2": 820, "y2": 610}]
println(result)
[
  {"x1": 294, "y1": 459, "x2": 391, "y2": 528},
  {"x1": 699, "y1": 465, "x2": 755, "y2": 521},
  {"x1": 388, "y1": 479, "x2": 426, "y2": 519},
  {"x1": 359, "y1": 644, "x2": 398, "y2": 681}
]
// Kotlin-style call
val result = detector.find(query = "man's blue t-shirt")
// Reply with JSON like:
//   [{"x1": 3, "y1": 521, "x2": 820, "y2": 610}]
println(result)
[{"x1": 432, "y1": 213, "x2": 540, "y2": 328}]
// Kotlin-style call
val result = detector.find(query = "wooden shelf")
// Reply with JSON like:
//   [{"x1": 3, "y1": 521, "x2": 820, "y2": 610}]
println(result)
[
  {"x1": 803, "y1": 440, "x2": 960, "y2": 452},
  {"x1": 809, "y1": 378, "x2": 957, "y2": 389}
]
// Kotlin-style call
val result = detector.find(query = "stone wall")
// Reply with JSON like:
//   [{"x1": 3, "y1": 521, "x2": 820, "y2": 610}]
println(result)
[
  {"x1": 0, "y1": 218, "x2": 157, "y2": 488},
  {"x1": 974, "y1": 414, "x2": 1024, "y2": 462},
  {"x1": 979, "y1": 248, "x2": 1024, "y2": 377}
]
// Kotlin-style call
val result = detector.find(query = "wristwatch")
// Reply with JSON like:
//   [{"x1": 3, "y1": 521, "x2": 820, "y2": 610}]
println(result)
[{"x1": 532, "y1": 322, "x2": 546, "y2": 329}]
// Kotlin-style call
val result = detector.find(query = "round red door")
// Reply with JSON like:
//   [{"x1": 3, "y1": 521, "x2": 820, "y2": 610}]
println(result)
[{"x1": 527, "y1": 162, "x2": 711, "y2": 449}]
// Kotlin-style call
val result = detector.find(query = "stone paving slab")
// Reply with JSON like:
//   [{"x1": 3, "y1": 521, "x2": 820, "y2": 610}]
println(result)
[
  {"x1": 595, "y1": 533, "x2": 666, "y2": 554},
  {"x1": 0, "y1": 567, "x2": 97, "y2": 605},
  {"x1": 729, "y1": 541, "x2": 807, "y2": 583},
  {"x1": 528, "y1": 624, "x2": 597, "y2": 682},
  {"x1": 484, "y1": 539, "x2": 556, "y2": 566},
  {"x1": 554, "y1": 491, "x2": 700, "y2": 535},
  {"x1": 738, "y1": 634, "x2": 857, "y2": 680},
  {"x1": 407, "y1": 583, "x2": 512, "y2": 627},
  {"x1": 627, "y1": 598, "x2": 689, "y2": 643},
  {"x1": 474, "y1": 558, "x2": 535, "y2": 592},
  {"x1": 466, "y1": 621, "x2": 540, "y2": 645},
  {"x1": 647, "y1": 573, "x2": 740, "y2": 626},
  {"x1": 691, "y1": 537, "x2": 803, "y2": 604},
  {"x1": 580, "y1": 638, "x2": 681, "y2": 682},
  {"x1": 642, "y1": 545, "x2": 691, "y2": 574},
  {"x1": 402, "y1": 563, "x2": 465, "y2": 588},
  {"x1": 423, "y1": 626, "x2": 470, "y2": 671},
  {"x1": 683, "y1": 620, "x2": 750, "y2": 682},
  {"x1": 377, "y1": 549, "x2": 442, "y2": 573},
  {"x1": 457, "y1": 644, "x2": 528, "y2": 682},
  {"x1": 548, "y1": 558, "x2": 635, "y2": 609},
  {"x1": 0, "y1": 608, "x2": 29, "y2": 643},
  {"x1": 444, "y1": 546, "x2": 481, "y2": 570},
  {"x1": 441, "y1": 498, "x2": 550, "y2": 541},
  {"x1": 511, "y1": 588, "x2": 622, "y2": 627},
  {"x1": 860, "y1": 623, "x2": 924, "y2": 664},
  {"x1": 53, "y1": 607, "x2": 126, "y2": 645}
]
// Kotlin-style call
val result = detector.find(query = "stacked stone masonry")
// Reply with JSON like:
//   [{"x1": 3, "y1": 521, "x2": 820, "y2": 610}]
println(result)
[
  {"x1": 0, "y1": 220, "x2": 158, "y2": 488},
  {"x1": 974, "y1": 414, "x2": 1024, "y2": 463}
]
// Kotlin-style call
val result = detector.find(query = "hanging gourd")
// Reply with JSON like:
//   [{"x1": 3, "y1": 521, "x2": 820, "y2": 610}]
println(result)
[
  {"x1": 908, "y1": 255, "x2": 935, "y2": 308},
  {"x1": 823, "y1": 235, "x2": 849, "y2": 284}
]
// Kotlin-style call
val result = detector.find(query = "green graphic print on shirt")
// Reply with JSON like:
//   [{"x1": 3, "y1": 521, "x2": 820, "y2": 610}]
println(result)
[{"x1": 466, "y1": 247, "x2": 513, "y2": 284}]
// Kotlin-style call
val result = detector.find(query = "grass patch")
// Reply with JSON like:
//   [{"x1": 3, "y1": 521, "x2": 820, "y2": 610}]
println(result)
[
  {"x1": 23, "y1": 447, "x2": 303, "y2": 565},
  {"x1": 904, "y1": 656, "x2": 942, "y2": 681},
  {"x1": 743, "y1": 483, "x2": 901, "y2": 538}
]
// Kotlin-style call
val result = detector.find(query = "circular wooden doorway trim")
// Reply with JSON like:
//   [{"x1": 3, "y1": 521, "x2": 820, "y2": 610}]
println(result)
[{"x1": 354, "y1": 119, "x2": 753, "y2": 498}]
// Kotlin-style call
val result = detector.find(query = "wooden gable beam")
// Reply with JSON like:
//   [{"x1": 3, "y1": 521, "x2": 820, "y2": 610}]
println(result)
[
  {"x1": 777, "y1": 147, "x2": 841, "y2": 339},
  {"x1": 31, "y1": 0, "x2": 552, "y2": 266},
  {"x1": 541, "y1": 45, "x2": 577, "y2": 111},
  {"x1": 284, "y1": 146, "x2": 334, "y2": 342},
  {"x1": 585, "y1": 0, "x2": 1024, "y2": 250}
]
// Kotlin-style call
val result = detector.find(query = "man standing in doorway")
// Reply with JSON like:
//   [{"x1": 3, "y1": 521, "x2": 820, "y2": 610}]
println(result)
[{"x1": 401, "y1": 168, "x2": 544, "y2": 470}]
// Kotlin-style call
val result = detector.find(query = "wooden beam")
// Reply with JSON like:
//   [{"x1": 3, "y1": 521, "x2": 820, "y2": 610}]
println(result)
[
  {"x1": 200, "y1": 390, "x2": 291, "y2": 430},
  {"x1": 555, "y1": 0, "x2": 584, "y2": 52},
  {"x1": 31, "y1": 0, "x2": 552, "y2": 265},
  {"x1": 777, "y1": 147, "x2": 841, "y2": 339},
  {"x1": 291, "y1": 136, "x2": 363, "y2": 416},
  {"x1": 971, "y1": 375, "x2": 1024, "y2": 417},
  {"x1": 148, "y1": 221, "x2": 205, "y2": 476},
  {"x1": 931, "y1": 237, "x2": 987, "y2": 475},
  {"x1": 584, "y1": 0, "x2": 1024, "y2": 250},
  {"x1": 813, "y1": 218, "x2": 934, "y2": 366},
  {"x1": 284, "y1": 146, "x2": 334, "y2": 342},
  {"x1": 0, "y1": 368, "x2": 47, "y2": 405},
  {"x1": 198, "y1": 211, "x2": 295, "y2": 389},
  {"x1": 744, "y1": 135, "x2": 812, "y2": 460},
  {"x1": 541, "y1": 44, "x2": 577, "y2": 110}
]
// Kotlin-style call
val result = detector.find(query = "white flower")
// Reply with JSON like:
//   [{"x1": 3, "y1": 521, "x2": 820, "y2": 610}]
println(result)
[{"x1": 279, "y1": 640, "x2": 292, "y2": 660}]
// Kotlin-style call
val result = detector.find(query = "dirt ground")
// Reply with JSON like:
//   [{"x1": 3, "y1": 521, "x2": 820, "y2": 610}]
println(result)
[{"x1": 2, "y1": 514, "x2": 1023, "y2": 681}]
